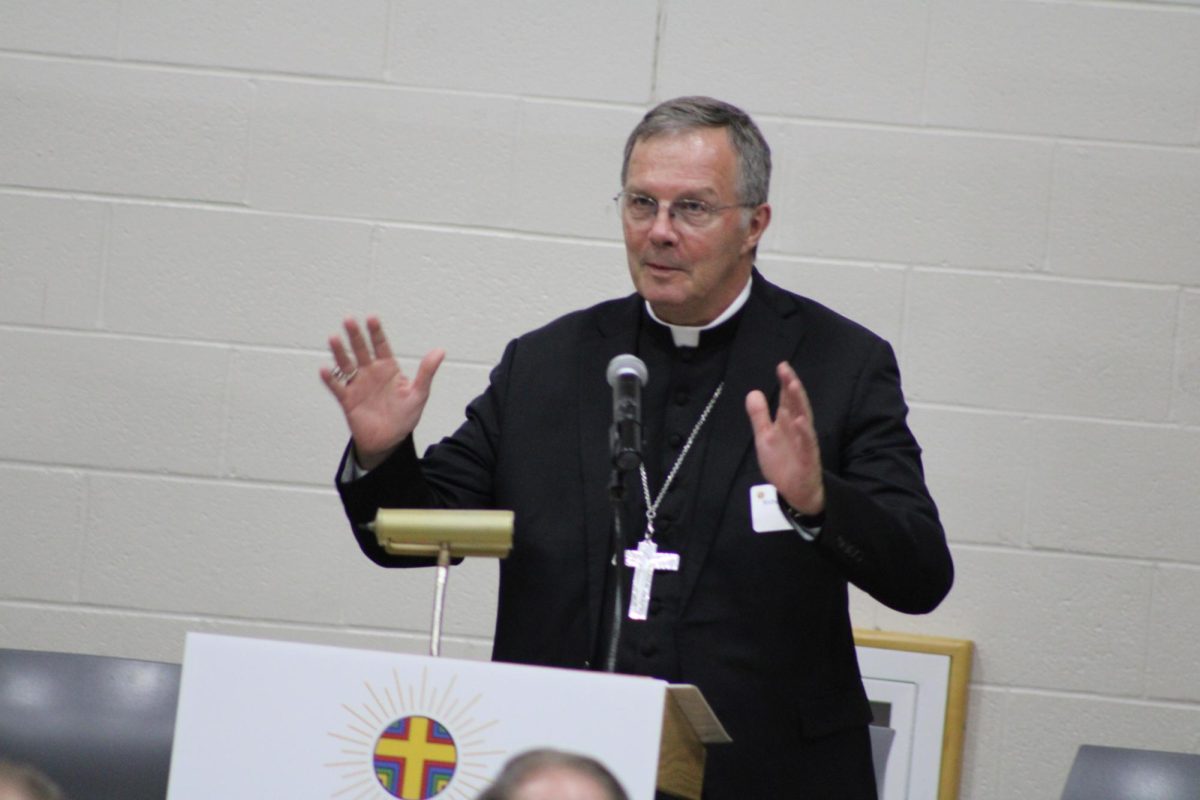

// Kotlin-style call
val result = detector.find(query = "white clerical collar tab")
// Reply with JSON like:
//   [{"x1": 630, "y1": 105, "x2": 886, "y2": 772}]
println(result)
[{"x1": 646, "y1": 276, "x2": 753, "y2": 348}]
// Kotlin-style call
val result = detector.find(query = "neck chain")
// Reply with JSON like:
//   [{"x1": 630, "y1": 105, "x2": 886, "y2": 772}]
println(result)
[{"x1": 638, "y1": 382, "x2": 724, "y2": 541}]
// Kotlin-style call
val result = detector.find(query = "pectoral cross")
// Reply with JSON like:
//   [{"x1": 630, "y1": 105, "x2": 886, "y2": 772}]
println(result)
[{"x1": 624, "y1": 538, "x2": 679, "y2": 621}]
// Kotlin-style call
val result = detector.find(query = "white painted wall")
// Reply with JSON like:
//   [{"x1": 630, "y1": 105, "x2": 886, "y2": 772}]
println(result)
[{"x1": 1, "y1": 1, "x2": 1197, "y2": 796}]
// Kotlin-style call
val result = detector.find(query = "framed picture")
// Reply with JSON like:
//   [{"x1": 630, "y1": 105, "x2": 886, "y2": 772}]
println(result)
[{"x1": 854, "y1": 629, "x2": 973, "y2": 800}]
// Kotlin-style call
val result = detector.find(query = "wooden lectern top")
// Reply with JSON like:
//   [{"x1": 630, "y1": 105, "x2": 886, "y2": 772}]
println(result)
[{"x1": 658, "y1": 684, "x2": 730, "y2": 800}]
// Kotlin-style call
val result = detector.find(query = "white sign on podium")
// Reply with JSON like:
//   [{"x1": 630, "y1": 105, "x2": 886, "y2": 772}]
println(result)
[{"x1": 167, "y1": 634, "x2": 666, "y2": 800}]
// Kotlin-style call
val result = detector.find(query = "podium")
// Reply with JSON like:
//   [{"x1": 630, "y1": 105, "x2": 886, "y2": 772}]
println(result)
[
  {"x1": 166, "y1": 512, "x2": 730, "y2": 796},
  {"x1": 167, "y1": 634, "x2": 727, "y2": 800}
]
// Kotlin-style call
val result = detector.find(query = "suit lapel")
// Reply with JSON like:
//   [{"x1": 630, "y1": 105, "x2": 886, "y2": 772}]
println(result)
[
  {"x1": 677, "y1": 274, "x2": 804, "y2": 610},
  {"x1": 578, "y1": 295, "x2": 642, "y2": 652}
]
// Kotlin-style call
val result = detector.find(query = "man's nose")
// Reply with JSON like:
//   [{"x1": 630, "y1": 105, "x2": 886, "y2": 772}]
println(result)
[{"x1": 647, "y1": 204, "x2": 679, "y2": 246}]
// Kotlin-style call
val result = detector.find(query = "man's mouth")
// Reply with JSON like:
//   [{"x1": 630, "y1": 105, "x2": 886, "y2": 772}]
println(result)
[{"x1": 645, "y1": 261, "x2": 683, "y2": 273}]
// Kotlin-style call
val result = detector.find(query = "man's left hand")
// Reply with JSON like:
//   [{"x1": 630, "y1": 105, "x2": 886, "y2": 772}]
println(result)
[{"x1": 745, "y1": 361, "x2": 825, "y2": 515}]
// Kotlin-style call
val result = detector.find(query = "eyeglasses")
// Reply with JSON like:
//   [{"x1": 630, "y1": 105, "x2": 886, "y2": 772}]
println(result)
[{"x1": 613, "y1": 191, "x2": 755, "y2": 229}]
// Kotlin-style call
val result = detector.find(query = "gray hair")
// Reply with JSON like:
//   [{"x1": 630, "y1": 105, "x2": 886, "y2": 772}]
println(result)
[
  {"x1": 621, "y1": 96, "x2": 772, "y2": 206},
  {"x1": 475, "y1": 748, "x2": 629, "y2": 800}
]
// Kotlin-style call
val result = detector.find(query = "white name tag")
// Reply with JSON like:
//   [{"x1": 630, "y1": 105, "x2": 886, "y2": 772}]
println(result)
[{"x1": 750, "y1": 483, "x2": 791, "y2": 533}]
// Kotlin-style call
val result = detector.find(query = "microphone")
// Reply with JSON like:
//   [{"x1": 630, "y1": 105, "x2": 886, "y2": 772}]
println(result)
[{"x1": 606, "y1": 354, "x2": 648, "y2": 472}]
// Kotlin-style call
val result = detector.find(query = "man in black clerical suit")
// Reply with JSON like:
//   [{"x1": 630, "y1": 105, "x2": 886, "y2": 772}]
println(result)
[{"x1": 323, "y1": 97, "x2": 954, "y2": 798}]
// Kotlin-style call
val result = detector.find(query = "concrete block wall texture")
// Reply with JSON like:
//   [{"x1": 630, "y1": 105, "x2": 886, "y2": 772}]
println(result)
[{"x1": 0, "y1": 1, "x2": 1197, "y2": 796}]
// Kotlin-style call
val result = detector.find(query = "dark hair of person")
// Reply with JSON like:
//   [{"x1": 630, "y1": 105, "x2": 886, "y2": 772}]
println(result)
[
  {"x1": 475, "y1": 748, "x2": 629, "y2": 800},
  {"x1": 621, "y1": 95, "x2": 772, "y2": 206}
]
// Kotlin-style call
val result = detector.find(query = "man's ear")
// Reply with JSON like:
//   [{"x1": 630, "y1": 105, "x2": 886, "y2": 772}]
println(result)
[{"x1": 742, "y1": 203, "x2": 771, "y2": 254}]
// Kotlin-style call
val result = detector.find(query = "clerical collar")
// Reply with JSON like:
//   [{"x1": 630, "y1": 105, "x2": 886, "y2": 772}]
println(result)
[{"x1": 644, "y1": 277, "x2": 752, "y2": 348}]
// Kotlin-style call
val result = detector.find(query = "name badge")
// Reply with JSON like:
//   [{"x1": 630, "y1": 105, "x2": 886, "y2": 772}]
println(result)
[{"x1": 750, "y1": 483, "x2": 791, "y2": 533}]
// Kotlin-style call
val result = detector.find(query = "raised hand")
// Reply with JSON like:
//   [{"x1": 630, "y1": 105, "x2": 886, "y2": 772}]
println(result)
[
  {"x1": 320, "y1": 316, "x2": 445, "y2": 470},
  {"x1": 745, "y1": 361, "x2": 825, "y2": 515}
]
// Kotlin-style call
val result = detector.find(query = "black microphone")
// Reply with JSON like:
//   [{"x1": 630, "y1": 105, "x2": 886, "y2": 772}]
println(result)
[{"x1": 606, "y1": 354, "x2": 648, "y2": 472}]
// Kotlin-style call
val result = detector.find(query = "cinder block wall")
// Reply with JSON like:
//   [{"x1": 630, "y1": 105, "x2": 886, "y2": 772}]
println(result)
[{"x1": 1, "y1": 2, "x2": 1197, "y2": 797}]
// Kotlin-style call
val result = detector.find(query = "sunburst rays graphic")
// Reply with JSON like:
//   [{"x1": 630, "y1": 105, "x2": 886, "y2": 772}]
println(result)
[{"x1": 325, "y1": 667, "x2": 505, "y2": 800}]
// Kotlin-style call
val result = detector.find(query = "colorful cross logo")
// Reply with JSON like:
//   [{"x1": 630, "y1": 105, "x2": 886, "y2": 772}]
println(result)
[{"x1": 373, "y1": 715, "x2": 458, "y2": 799}]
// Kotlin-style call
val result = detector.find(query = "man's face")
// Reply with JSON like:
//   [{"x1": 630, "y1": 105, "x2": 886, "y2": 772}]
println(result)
[{"x1": 622, "y1": 126, "x2": 770, "y2": 326}]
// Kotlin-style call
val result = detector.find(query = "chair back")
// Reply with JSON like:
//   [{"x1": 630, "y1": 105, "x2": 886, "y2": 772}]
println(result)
[
  {"x1": 1061, "y1": 744, "x2": 1200, "y2": 800},
  {"x1": 869, "y1": 724, "x2": 896, "y2": 792},
  {"x1": 0, "y1": 648, "x2": 181, "y2": 800}
]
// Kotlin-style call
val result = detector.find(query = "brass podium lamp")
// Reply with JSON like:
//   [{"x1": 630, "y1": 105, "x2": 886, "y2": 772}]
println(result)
[{"x1": 372, "y1": 509, "x2": 514, "y2": 657}]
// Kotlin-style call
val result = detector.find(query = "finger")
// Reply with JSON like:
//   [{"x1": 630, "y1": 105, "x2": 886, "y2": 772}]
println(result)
[
  {"x1": 785, "y1": 373, "x2": 821, "y2": 459},
  {"x1": 773, "y1": 363, "x2": 798, "y2": 422},
  {"x1": 412, "y1": 348, "x2": 446, "y2": 396},
  {"x1": 366, "y1": 316, "x2": 394, "y2": 361},
  {"x1": 792, "y1": 371, "x2": 816, "y2": 427},
  {"x1": 744, "y1": 390, "x2": 773, "y2": 437},
  {"x1": 776, "y1": 362, "x2": 807, "y2": 422},
  {"x1": 777, "y1": 362, "x2": 817, "y2": 429},
  {"x1": 344, "y1": 317, "x2": 372, "y2": 367},
  {"x1": 328, "y1": 335, "x2": 355, "y2": 373},
  {"x1": 319, "y1": 366, "x2": 348, "y2": 401}
]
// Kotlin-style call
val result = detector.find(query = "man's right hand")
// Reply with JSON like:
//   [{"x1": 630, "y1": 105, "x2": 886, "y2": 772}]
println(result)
[{"x1": 320, "y1": 316, "x2": 445, "y2": 471}]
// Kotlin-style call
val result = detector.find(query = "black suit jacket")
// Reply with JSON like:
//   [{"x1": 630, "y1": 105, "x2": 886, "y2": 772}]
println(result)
[{"x1": 338, "y1": 271, "x2": 953, "y2": 797}]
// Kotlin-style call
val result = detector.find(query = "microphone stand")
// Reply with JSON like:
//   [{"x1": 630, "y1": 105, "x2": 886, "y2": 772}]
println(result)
[
  {"x1": 599, "y1": 355, "x2": 647, "y2": 673},
  {"x1": 602, "y1": 456, "x2": 637, "y2": 673}
]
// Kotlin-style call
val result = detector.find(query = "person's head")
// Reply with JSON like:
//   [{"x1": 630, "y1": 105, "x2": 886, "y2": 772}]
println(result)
[
  {"x1": 0, "y1": 761, "x2": 65, "y2": 800},
  {"x1": 621, "y1": 96, "x2": 771, "y2": 208},
  {"x1": 618, "y1": 96, "x2": 772, "y2": 326},
  {"x1": 476, "y1": 749, "x2": 629, "y2": 800}
]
